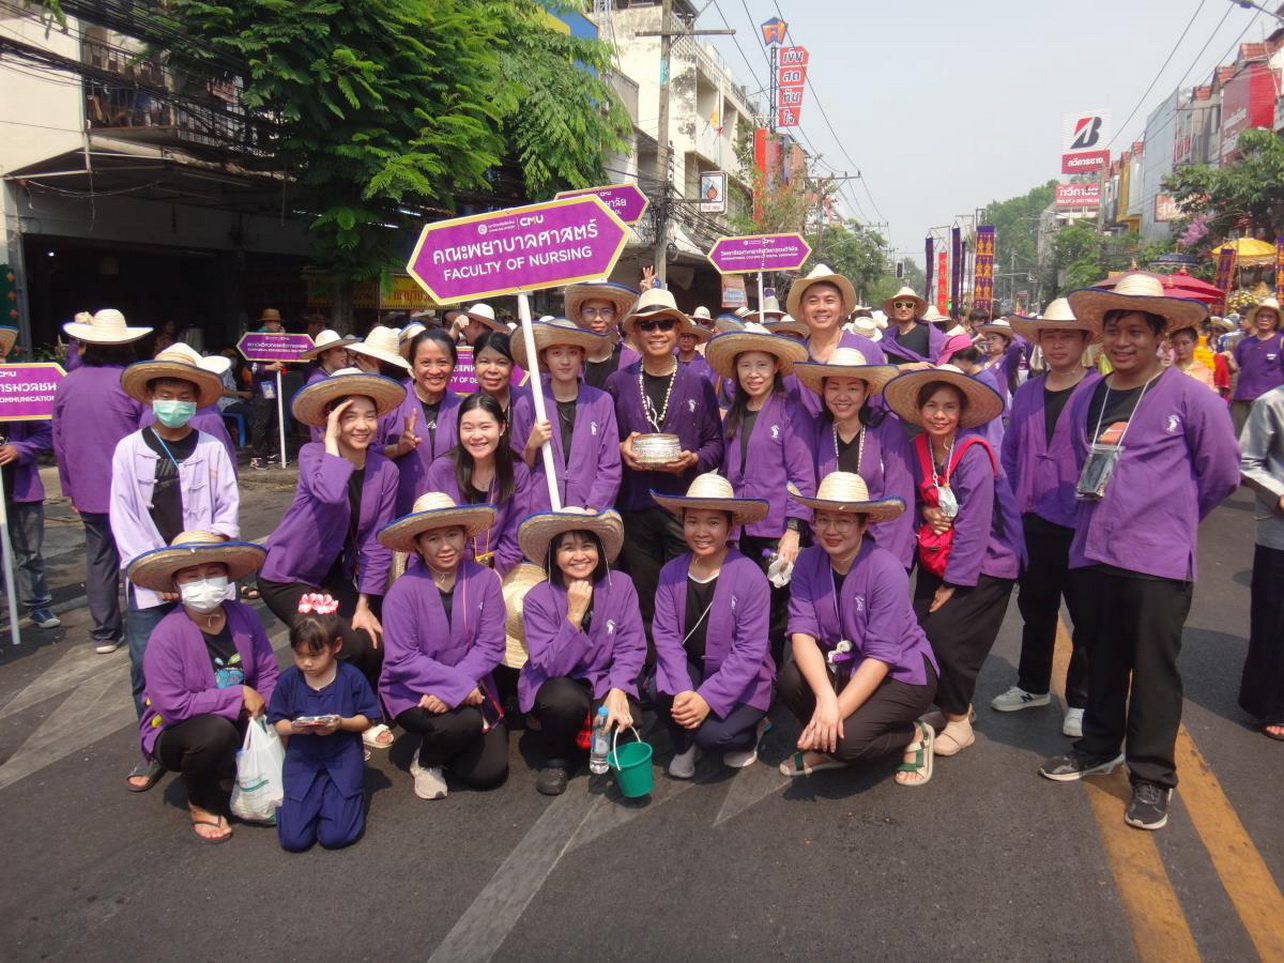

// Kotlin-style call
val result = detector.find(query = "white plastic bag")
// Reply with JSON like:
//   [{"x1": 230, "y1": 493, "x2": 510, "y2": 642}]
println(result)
[{"x1": 230, "y1": 717, "x2": 285, "y2": 823}]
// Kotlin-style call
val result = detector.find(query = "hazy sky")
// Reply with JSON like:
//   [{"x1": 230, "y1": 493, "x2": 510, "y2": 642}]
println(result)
[{"x1": 696, "y1": 0, "x2": 1275, "y2": 258}]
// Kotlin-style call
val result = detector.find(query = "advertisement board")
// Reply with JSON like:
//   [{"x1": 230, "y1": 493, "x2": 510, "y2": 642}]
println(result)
[
  {"x1": 1219, "y1": 63, "x2": 1276, "y2": 161},
  {"x1": 1062, "y1": 150, "x2": 1109, "y2": 174},
  {"x1": 1063, "y1": 110, "x2": 1111, "y2": 155},
  {"x1": 1055, "y1": 183, "x2": 1101, "y2": 208}
]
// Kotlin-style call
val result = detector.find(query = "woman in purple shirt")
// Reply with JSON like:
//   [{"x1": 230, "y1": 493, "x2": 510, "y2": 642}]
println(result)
[{"x1": 1228, "y1": 297, "x2": 1284, "y2": 435}]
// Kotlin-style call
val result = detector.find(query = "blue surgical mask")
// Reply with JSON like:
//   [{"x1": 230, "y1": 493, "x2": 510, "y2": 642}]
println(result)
[{"x1": 152, "y1": 399, "x2": 196, "y2": 429}]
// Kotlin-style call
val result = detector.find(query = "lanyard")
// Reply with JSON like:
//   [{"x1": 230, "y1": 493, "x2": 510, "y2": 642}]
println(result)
[
  {"x1": 149, "y1": 427, "x2": 182, "y2": 473},
  {"x1": 1090, "y1": 371, "x2": 1160, "y2": 446}
]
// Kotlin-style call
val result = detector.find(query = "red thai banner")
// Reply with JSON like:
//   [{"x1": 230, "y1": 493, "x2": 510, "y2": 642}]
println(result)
[
  {"x1": 1212, "y1": 247, "x2": 1238, "y2": 316},
  {"x1": 936, "y1": 251, "x2": 949, "y2": 313}
]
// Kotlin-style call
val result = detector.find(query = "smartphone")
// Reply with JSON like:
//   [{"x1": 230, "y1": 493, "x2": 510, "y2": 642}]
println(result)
[{"x1": 294, "y1": 714, "x2": 338, "y2": 728}]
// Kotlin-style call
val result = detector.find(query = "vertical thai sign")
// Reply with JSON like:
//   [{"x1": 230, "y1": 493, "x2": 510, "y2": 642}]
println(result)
[
  {"x1": 1212, "y1": 246, "x2": 1238, "y2": 316},
  {"x1": 972, "y1": 226, "x2": 996, "y2": 315},
  {"x1": 1276, "y1": 237, "x2": 1284, "y2": 303},
  {"x1": 936, "y1": 251, "x2": 949, "y2": 313},
  {"x1": 775, "y1": 46, "x2": 808, "y2": 128},
  {"x1": 950, "y1": 226, "x2": 962, "y2": 314},
  {"x1": 924, "y1": 237, "x2": 935, "y2": 302}
]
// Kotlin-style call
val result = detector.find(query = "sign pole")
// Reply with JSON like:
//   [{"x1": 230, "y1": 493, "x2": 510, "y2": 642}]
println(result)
[
  {"x1": 275, "y1": 368, "x2": 288, "y2": 469},
  {"x1": 516, "y1": 293, "x2": 562, "y2": 511},
  {"x1": 757, "y1": 270, "x2": 766, "y2": 321},
  {"x1": 0, "y1": 495, "x2": 20, "y2": 646}
]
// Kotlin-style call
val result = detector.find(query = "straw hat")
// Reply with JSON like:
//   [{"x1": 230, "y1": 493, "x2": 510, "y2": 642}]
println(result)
[
  {"x1": 563, "y1": 282, "x2": 639, "y2": 326},
  {"x1": 921, "y1": 305, "x2": 951, "y2": 325},
  {"x1": 793, "y1": 347, "x2": 899, "y2": 397},
  {"x1": 0, "y1": 326, "x2": 17, "y2": 356},
  {"x1": 621, "y1": 288, "x2": 700, "y2": 338},
  {"x1": 446, "y1": 303, "x2": 507, "y2": 334},
  {"x1": 398, "y1": 322, "x2": 427, "y2": 359},
  {"x1": 1010, "y1": 297, "x2": 1098, "y2": 342},
  {"x1": 976, "y1": 318, "x2": 1016, "y2": 341},
  {"x1": 650, "y1": 472, "x2": 769, "y2": 527},
  {"x1": 882, "y1": 364, "x2": 1005, "y2": 430},
  {"x1": 847, "y1": 316, "x2": 882, "y2": 342},
  {"x1": 120, "y1": 342, "x2": 224, "y2": 408},
  {"x1": 714, "y1": 315, "x2": 746, "y2": 334},
  {"x1": 377, "y1": 491, "x2": 497, "y2": 554},
  {"x1": 881, "y1": 286, "x2": 928, "y2": 320},
  {"x1": 1209, "y1": 315, "x2": 1234, "y2": 332},
  {"x1": 500, "y1": 562, "x2": 546, "y2": 668},
  {"x1": 127, "y1": 530, "x2": 266, "y2": 592},
  {"x1": 258, "y1": 308, "x2": 283, "y2": 324},
  {"x1": 786, "y1": 264, "x2": 858, "y2": 320},
  {"x1": 1067, "y1": 272, "x2": 1208, "y2": 336},
  {"x1": 789, "y1": 471, "x2": 905, "y2": 524},
  {"x1": 691, "y1": 306, "x2": 713, "y2": 323},
  {"x1": 763, "y1": 317, "x2": 811, "y2": 340},
  {"x1": 290, "y1": 367, "x2": 407, "y2": 427},
  {"x1": 703, "y1": 323, "x2": 808, "y2": 379},
  {"x1": 63, "y1": 308, "x2": 152, "y2": 345},
  {"x1": 348, "y1": 326, "x2": 412, "y2": 372},
  {"x1": 1246, "y1": 297, "x2": 1283, "y2": 329},
  {"x1": 740, "y1": 294, "x2": 787, "y2": 323},
  {"x1": 299, "y1": 329, "x2": 357, "y2": 361},
  {"x1": 510, "y1": 318, "x2": 609, "y2": 372},
  {"x1": 518, "y1": 507, "x2": 624, "y2": 567}
]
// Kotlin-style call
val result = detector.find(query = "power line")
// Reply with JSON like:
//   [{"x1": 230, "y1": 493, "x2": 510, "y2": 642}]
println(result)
[{"x1": 1171, "y1": 2, "x2": 1236, "y2": 92}]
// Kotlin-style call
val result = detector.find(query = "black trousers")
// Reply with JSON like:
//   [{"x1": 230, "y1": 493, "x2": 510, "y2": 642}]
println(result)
[
  {"x1": 1015, "y1": 517, "x2": 1089, "y2": 707},
  {"x1": 618, "y1": 507, "x2": 687, "y2": 649},
  {"x1": 250, "y1": 392, "x2": 279, "y2": 459},
  {"x1": 914, "y1": 572, "x2": 1013, "y2": 715},
  {"x1": 777, "y1": 659, "x2": 937, "y2": 763},
  {"x1": 1243, "y1": 543, "x2": 1284, "y2": 723},
  {"x1": 650, "y1": 658, "x2": 766, "y2": 754},
  {"x1": 80, "y1": 511, "x2": 123, "y2": 645},
  {"x1": 739, "y1": 533, "x2": 791, "y2": 667},
  {"x1": 257, "y1": 573, "x2": 383, "y2": 695},
  {"x1": 395, "y1": 707, "x2": 508, "y2": 789},
  {"x1": 157, "y1": 713, "x2": 244, "y2": 812},
  {"x1": 531, "y1": 676, "x2": 642, "y2": 761},
  {"x1": 1072, "y1": 565, "x2": 1192, "y2": 789}
]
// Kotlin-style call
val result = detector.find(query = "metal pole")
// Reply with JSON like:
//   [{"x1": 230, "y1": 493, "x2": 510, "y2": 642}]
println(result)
[
  {"x1": 654, "y1": 0, "x2": 673, "y2": 286},
  {"x1": 517, "y1": 293, "x2": 562, "y2": 511},
  {"x1": 757, "y1": 270, "x2": 765, "y2": 321},
  {"x1": 276, "y1": 368, "x2": 288, "y2": 469},
  {"x1": 0, "y1": 492, "x2": 21, "y2": 646}
]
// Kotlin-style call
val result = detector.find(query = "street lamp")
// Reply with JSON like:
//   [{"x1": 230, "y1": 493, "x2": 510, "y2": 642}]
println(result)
[{"x1": 1226, "y1": 0, "x2": 1284, "y2": 24}]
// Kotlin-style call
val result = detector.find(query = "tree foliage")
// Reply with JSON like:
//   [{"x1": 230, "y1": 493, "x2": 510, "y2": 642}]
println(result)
[
  {"x1": 1165, "y1": 128, "x2": 1284, "y2": 243},
  {"x1": 982, "y1": 179, "x2": 1057, "y2": 289}
]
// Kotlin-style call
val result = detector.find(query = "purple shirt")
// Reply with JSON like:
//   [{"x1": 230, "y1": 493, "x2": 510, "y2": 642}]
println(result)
[
  {"x1": 787, "y1": 541, "x2": 938, "y2": 686},
  {"x1": 511, "y1": 383, "x2": 621, "y2": 511},
  {"x1": 971, "y1": 366, "x2": 1007, "y2": 452},
  {"x1": 261, "y1": 443, "x2": 398, "y2": 596},
  {"x1": 379, "y1": 557, "x2": 505, "y2": 719},
  {"x1": 1232, "y1": 332, "x2": 1284, "y2": 401},
  {"x1": 140, "y1": 404, "x2": 236, "y2": 469},
  {"x1": 1001, "y1": 373, "x2": 1101, "y2": 528},
  {"x1": 881, "y1": 322, "x2": 947, "y2": 366},
  {"x1": 722, "y1": 391, "x2": 816, "y2": 539},
  {"x1": 518, "y1": 572, "x2": 648, "y2": 713},
  {"x1": 380, "y1": 384, "x2": 462, "y2": 515},
  {"x1": 1068, "y1": 366, "x2": 1240, "y2": 580},
  {"x1": 138, "y1": 601, "x2": 279, "y2": 758},
  {"x1": 652, "y1": 550, "x2": 775, "y2": 716},
  {"x1": 680, "y1": 352, "x2": 719, "y2": 387},
  {"x1": 424, "y1": 454, "x2": 546, "y2": 577},
  {"x1": 52, "y1": 365, "x2": 144, "y2": 513},
  {"x1": 1, "y1": 421, "x2": 51, "y2": 503}
]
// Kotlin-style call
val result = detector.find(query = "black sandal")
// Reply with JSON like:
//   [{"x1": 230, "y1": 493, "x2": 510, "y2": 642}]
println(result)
[
  {"x1": 1262, "y1": 722, "x2": 1284, "y2": 742},
  {"x1": 125, "y1": 758, "x2": 164, "y2": 793},
  {"x1": 240, "y1": 585, "x2": 260, "y2": 600}
]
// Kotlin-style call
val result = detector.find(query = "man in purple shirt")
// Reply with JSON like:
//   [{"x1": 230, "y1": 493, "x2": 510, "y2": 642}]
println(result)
[{"x1": 1228, "y1": 296, "x2": 1284, "y2": 435}]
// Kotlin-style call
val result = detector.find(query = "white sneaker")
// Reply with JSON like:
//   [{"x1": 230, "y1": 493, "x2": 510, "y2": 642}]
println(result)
[
  {"x1": 668, "y1": 744, "x2": 699, "y2": 779},
  {"x1": 94, "y1": 640, "x2": 121, "y2": 655},
  {"x1": 723, "y1": 717, "x2": 772, "y2": 769},
  {"x1": 1063, "y1": 708, "x2": 1085, "y2": 738},
  {"x1": 990, "y1": 686, "x2": 1051, "y2": 712},
  {"x1": 409, "y1": 756, "x2": 447, "y2": 800}
]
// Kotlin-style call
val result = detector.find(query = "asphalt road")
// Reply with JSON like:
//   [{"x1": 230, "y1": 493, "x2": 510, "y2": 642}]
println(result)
[{"x1": 0, "y1": 467, "x2": 1280, "y2": 963}]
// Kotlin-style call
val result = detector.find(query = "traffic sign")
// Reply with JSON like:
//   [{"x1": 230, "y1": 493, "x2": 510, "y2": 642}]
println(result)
[
  {"x1": 0, "y1": 363, "x2": 65, "y2": 420},
  {"x1": 553, "y1": 184, "x2": 649, "y2": 225},
  {"x1": 707, "y1": 233, "x2": 812, "y2": 274},
  {"x1": 406, "y1": 196, "x2": 630, "y2": 304},
  {"x1": 237, "y1": 332, "x2": 315, "y2": 363}
]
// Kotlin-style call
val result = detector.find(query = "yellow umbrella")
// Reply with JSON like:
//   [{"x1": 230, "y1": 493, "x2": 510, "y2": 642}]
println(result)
[{"x1": 1210, "y1": 238, "x2": 1278, "y2": 266}]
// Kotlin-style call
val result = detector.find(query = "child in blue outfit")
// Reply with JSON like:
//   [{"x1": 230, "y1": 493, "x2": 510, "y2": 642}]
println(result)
[{"x1": 268, "y1": 593, "x2": 380, "y2": 852}]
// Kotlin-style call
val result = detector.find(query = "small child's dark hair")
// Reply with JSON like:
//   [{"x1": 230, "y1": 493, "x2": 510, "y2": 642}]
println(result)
[{"x1": 290, "y1": 613, "x2": 343, "y2": 655}]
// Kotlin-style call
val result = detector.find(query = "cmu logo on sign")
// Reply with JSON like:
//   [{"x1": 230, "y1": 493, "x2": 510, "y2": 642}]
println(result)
[{"x1": 1070, "y1": 116, "x2": 1104, "y2": 150}]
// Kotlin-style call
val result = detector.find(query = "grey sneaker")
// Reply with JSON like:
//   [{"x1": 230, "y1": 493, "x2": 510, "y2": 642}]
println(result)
[
  {"x1": 991, "y1": 686, "x2": 1051, "y2": 712},
  {"x1": 1062, "y1": 708, "x2": 1085, "y2": 738},
  {"x1": 30, "y1": 608, "x2": 61, "y2": 629},
  {"x1": 408, "y1": 755, "x2": 447, "y2": 800},
  {"x1": 1039, "y1": 750, "x2": 1124, "y2": 782},
  {"x1": 94, "y1": 639, "x2": 121, "y2": 654},
  {"x1": 1124, "y1": 781, "x2": 1172, "y2": 831}
]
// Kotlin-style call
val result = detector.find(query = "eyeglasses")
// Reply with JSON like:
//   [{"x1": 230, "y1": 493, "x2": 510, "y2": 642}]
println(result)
[
  {"x1": 893, "y1": 301, "x2": 918, "y2": 310},
  {"x1": 636, "y1": 318, "x2": 677, "y2": 333},
  {"x1": 580, "y1": 307, "x2": 616, "y2": 320}
]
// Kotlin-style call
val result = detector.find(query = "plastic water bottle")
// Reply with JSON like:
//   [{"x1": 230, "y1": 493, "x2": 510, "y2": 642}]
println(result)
[{"x1": 589, "y1": 706, "x2": 610, "y2": 774}]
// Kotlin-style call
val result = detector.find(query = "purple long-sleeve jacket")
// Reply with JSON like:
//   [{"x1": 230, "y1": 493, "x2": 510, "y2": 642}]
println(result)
[
  {"x1": 139, "y1": 405, "x2": 236, "y2": 470},
  {"x1": 51, "y1": 365, "x2": 143, "y2": 513},
  {"x1": 788, "y1": 541, "x2": 938, "y2": 686},
  {"x1": 138, "y1": 601, "x2": 279, "y2": 758},
  {"x1": 971, "y1": 366, "x2": 1007, "y2": 451},
  {"x1": 790, "y1": 331, "x2": 889, "y2": 425},
  {"x1": 517, "y1": 572, "x2": 647, "y2": 713},
  {"x1": 880, "y1": 322, "x2": 947, "y2": 366},
  {"x1": 722, "y1": 391, "x2": 815, "y2": 539},
  {"x1": 652, "y1": 550, "x2": 775, "y2": 716},
  {"x1": 260, "y1": 443, "x2": 397, "y2": 595},
  {"x1": 908, "y1": 432, "x2": 1022, "y2": 586},
  {"x1": 1232, "y1": 331, "x2": 1284, "y2": 402},
  {"x1": 1068, "y1": 366, "x2": 1239, "y2": 580},
  {"x1": 378, "y1": 557, "x2": 505, "y2": 719},
  {"x1": 1, "y1": 421, "x2": 51, "y2": 503},
  {"x1": 810, "y1": 414, "x2": 916, "y2": 569},
  {"x1": 424, "y1": 454, "x2": 546, "y2": 577},
  {"x1": 606, "y1": 361, "x2": 725, "y2": 509},
  {"x1": 379, "y1": 384, "x2": 462, "y2": 514},
  {"x1": 110, "y1": 429, "x2": 240, "y2": 610},
  {"x1": 1001, "y1": 373, "x2": 1101, "y2": 528},
  {"x1": 510, "y1": 383, "x2": 621, "y2": 511}
]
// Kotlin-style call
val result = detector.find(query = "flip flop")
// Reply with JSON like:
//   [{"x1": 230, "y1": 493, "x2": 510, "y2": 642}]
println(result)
[
  {"x1": 778, "y1": 751, "x2": 846, "y2": 777},
  {"x1": 1261, "y1": 722, "x2": 1284, "y2": 742},
  {"x1": 125, "y1": 758, "x2": 164, "y2": 793},
  {"x1": 895, "y1": 720, "x2": 935, "y2": 788},
  {"x1": 239, "y1": 585, "x2": 260, "y2": 600},
  {"x1": 191, "y1": 816, "x2": 232, "y2": 844}
]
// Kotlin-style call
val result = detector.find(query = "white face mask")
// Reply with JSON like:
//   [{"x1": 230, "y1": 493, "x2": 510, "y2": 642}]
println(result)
[{"x1": 180, "y1": 575, "x2": 229, "y2": 613}]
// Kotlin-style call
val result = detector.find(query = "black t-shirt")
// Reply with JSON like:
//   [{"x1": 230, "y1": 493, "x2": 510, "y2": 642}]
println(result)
[
  {"x1": 556, "y1": 398, "x2": 577, "y2": 455},
  {"x1": 201, "y1": 623, "x2": 244, "y2": 688},
  {"x1": 683, "y1": 574, "x2": 718, "y2": 663},
  {"x1": 583, "y1": 343, "x2": 623, "y2": 391},
  {"x1": 439, "y1": 586, "x2": 454, "y2": 623},
  {"x1": 420, "y1": 400, "x2": 441, "y2": 453},
  {"x1": 642, "y1": 370, "x2": 674, "y2": 428},
  {"x1": 325, "y1": 467, "x2": 364, "y2": 584},
  {"x1": 831, "y1": 566, "x2": 846, "y2": 597},
  {"x1": 1043, "y1": 384, "x2": 1074, "y2": 445},
  {"x1": 738, "y1": 409, "x2": 759, "y2": 475},
  {"x1": 835, "y1": 427, "x2": 862, "y2": 474},
  {"x1": 143, "y1": 428, "x2": 199, "y2": 546},
  {"x1": 1085, "y1": 380, "x2": 1146, "y2": 443},
  {"x1": 887, "y1": 322, "x2": 929, "y2": 363}
]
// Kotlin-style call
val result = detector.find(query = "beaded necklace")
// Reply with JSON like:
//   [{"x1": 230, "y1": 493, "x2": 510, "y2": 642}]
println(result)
[
  {"x1": 639, "y1": 363, "x2": 678, "y2": 432},
  {"x1": 832, "y1": 422, "x2": 866, "y2": 474}
]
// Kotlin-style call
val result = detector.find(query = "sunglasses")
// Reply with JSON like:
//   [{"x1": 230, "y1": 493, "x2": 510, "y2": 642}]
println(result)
[
  {"x1": 636, "y1": 318, "x2": 677, "y2": 333},
  {"x1": 893, "y1": 301, "x2": 918, "y2": 310}
]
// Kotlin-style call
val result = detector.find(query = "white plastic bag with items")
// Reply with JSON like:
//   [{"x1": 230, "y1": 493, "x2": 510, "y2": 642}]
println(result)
[{"x1": 230, "y1": 717, "x2": 285, "y2": 823}]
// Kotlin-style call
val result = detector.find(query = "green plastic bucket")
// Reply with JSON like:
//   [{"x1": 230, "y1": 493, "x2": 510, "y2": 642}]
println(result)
[{"x1": 607, "y1": 726, "x2": 653, "y2": 798}]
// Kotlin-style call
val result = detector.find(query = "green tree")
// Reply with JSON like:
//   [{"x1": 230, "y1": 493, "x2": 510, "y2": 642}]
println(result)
[
  {"x1": 983, "y1": 179, "x2": 1057, "y2": 291},
  {"x1": 1165, "y1": 128, "x2": 1284, "y2": 242}
]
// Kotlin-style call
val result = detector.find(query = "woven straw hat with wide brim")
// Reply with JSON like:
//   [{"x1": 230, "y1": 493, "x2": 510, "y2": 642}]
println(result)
[
  {"x1": 377, "y1": 491, "x2": 497, "y2": 555},
  {"x1": 881, "y1": 286, "x2": 928, "y2": 320},
  {"x1": 703, "y1": 326, "x2": 809, "y2": 379},
  {"x1": 920, "y1": 305, "x2": 951, "y2": 325},
  {"x1": 398, "y1": 323, "x2": 427, "y2": 358},
  {"x1": 63, "y1": 308, "x2": 152, "y2": 345},
  {"x1": 794, "y1": 347, "x2": 899, "y2": 397},
  {"x1": 1246, "y1": 297, "x2": 1283, "y2": 329},
  {"x1": 0, "y1": 326, "x2": 16, "y2": 356},
  {"x1": 883, "y1": 365, "x2": 1004, "y2": 430},
  {"x1": 786, "y1": 264, "x2": 858, "y2": 321},
  {"x1": 790, "y1": 471, "x2": 905, "y2": 524},
  {"x1": 564, "y1": 282, "x2": 639, "y2": 326},
  {"x1": 445, "y1": 303, "x2": 508, "y2": 334},
  {"x1": 349, "y1": 326, "x2": 412, "y2": 372},
  {"x1": 1010, "y1": 297, "x2": 1099, "y2": 343},
  {"x1": 764, "y1": 318, "x2": 810, "y2": 339},
  {"x1": 291, "y1": 368, "x2": 407, "y2": 428},
  {"x1": 651, "y1": 472, "x2": 769, "y2": 527},
  {"x1": 298, "y1": 329, "x2": 357, "y2": 361},
  {"x1": 621, "y1": 288, "x2": 700, "y2": 339},
  {"x1": 127, "y1": 530, "x2": 266, "y2": 593},
  {"x1": 120, "y1": 343, "x2": 224, "y2": 408},
  {"x1": 1067, "y1": 272, "x2": 1208, "y2": 337},
  {"x1": 500, "y1": 562, "x2": 547, "y2": 668},
  {"x1": 518, "y1": 508, "x2": 625, "y2": 568},
  {"x1": 510, "y1": 319, "x2": 609, "y2": 373},
  {"x1": 976, "y1": 319, "x2": 1017, "y2": 341}
]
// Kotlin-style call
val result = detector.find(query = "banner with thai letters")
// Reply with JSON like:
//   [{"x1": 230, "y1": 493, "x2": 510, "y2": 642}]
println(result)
[
  {"x1": 1276, "y1": 237, "x2": 1284, "y2": 304},
  {"x1": 1212, "y1": 247, "x2": 1237, "y2": 316},
  {"x1": 972, "y1": 226, "x2": 995, "y2": 316}
]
